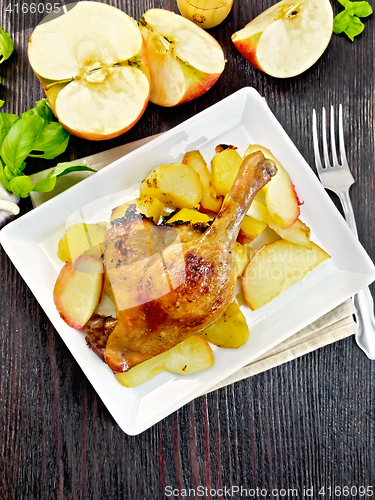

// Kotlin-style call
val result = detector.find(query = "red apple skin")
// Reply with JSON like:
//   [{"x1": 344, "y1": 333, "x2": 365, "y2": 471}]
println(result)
[
  {"x1": 231, "y1": 33, "x2": 262, "y2": 70},
  {"x1": 173, "y1": 71, "x2": 222, "y2": 107},
  {"x1": 35, "y1": 39, "x2": 151, "y2": 141},
  {"x1": 53, "y1": 255, "x2": 105, "y2": 330}
]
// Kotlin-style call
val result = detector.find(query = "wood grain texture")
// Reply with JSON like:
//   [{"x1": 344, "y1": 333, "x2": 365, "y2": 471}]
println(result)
[{"x1": 1, "y1": 0, "x2": 374, "y2": 498}]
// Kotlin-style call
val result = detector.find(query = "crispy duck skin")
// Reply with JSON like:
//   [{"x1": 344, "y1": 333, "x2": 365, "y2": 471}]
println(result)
[
  {"x1": 85, "y1": 315, "x2": 117, "y2": 361},
  {"x1": 104, "y1": 151, "x2": 277, "y2": 372}
]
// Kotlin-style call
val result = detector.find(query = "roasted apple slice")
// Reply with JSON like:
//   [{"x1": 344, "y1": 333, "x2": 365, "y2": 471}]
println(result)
[
  {"x1": 242, "y1": 239, "x2": 330, "y2": 310},
  {"x1": 244, "y1": 144, "x2": 300, "y2": 228},
  {"x1": 53, "y1": 255, "x2": 104, "y2": 329}
]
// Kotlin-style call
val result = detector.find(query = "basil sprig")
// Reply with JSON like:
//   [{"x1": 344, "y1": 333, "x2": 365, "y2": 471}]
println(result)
[
  {"x1": 0, "y1": 27, "x2": 14, "y2": 65},
  {"x1": 333, "y1": 0, "x2": 373, "y2": 41},
  {"x1": 0, "y1": 99, "x2": 95, "y2": 198}
]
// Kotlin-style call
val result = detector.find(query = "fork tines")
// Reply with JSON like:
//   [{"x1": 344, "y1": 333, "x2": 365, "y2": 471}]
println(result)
[{"x1": 312, "y1": 104, "x2": 351, "y2": 174}]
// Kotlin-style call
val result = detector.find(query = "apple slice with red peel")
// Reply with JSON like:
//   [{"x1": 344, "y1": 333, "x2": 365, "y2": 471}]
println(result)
[
  {"x1": 53, "y1": 255, "x2": 104, "y2": 330},
  {"x1": 139, "y1": 9, "x2": 225, "y2": 107},
  {"x1": 242, "y1": 240, "x2": 330, "y2": 310},
  {"x1": 245, "y1": 144, "x2": 300, "y2": 229},
  {"x1": 232, "y1": 0, "x2": 333, "y2": 78},
  {"x1": 28, "y1": 2, "x2": 150, "y2": 140}
]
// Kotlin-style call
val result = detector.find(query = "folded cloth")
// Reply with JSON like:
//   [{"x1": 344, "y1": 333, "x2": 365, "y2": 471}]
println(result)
[
  {"x1": 30, "y1": 135, "x2": 358, "y2": 386},
  {"x1": 203, "y1": 299, "x2": 357, "y2": 394}
]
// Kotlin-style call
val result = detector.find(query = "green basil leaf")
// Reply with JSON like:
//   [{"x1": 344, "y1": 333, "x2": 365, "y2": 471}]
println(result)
[
  {"x1": 8, "y1": 175, "x2": 34, "y2": 198},
  {"x1": 344, "y1": 14, "x2": 365, "y2": 40},
  {"x1": 0, "y1": 112, "x2": 19, "y2": 148},
  {"x1": 0, "y1": 163, "x2": 10, "y2": 190},
  {"x1": 337, "y1": 0, "x2": 350, "y2": 6},
  {"x1": 0, "y1": 114, "x2": 45, "y2": 171},
  {"x1": 349, "y1": 1, "x2": 373, "y2": 17},
  {"x1": 333, "y1": 10, "x2": 353, "y2": 33},
  {"x1": 0, "y1": 28, "x2": 14, "y2": 65},
  {"x1": 21, "y1": 98, "x2": 55, "y2": 122},
  {"x1": 32, "y1": 176, "x2": 57, "y2": 193},
  {"x1": 28, "y1": 122, "x2": 70, "y2": 159},
  {"x1": 48, "y1": 161, "x2": 96, "y2": 178},
  {"x1": 28, "y1": 162, "x2": 95, "y2": 195}
]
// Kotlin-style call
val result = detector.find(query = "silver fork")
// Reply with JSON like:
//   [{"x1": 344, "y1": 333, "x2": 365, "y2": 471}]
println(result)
[{"x1": 312, "y1": 104, "x2": 375, "y2": 359}]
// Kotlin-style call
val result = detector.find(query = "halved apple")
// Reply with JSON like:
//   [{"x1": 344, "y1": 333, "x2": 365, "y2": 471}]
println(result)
[
  {"x1": 53, "y1": 254, "x2": 105, "y2": 329},
  {"x1": 244, "y1": 145, "x2": 300, "y2": 229},
  {"x1": 242, "y1": 239, "x2": 330, "y2": 310},
  {"x1": 28, "y1": 2, "x2": 150, "y2": 140},
  {"x1": 139, "y1": 8, "x2": 225, "y2": 107},
  {"x1": 231, "y1": 0, "x2": 333, "y2": 78}
]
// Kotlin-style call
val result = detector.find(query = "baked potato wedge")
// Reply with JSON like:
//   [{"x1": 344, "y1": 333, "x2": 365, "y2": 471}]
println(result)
[
  {"x1": 201, "y1": 301, "x2": 249, "y2": 348},
  {"x1": 140, "y1": 163, "x2": 203, "y2": 209},
  {"x1": 115, "y1": 335, "x2": 214, "y2": 387}
]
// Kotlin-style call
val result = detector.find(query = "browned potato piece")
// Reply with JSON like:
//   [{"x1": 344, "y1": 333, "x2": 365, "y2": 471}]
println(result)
[
  {"x1": 115, "y1": 335, "x2": 214, "y2": 387},
  {"x1": 140, "y1": 163, "x2": 203, "y2": 209},
  {"x1": 57, "y1": 222, "x2": 107, "y2": 262},
  {"x1": 110, "y1": 196, "x2": 164, "y2": 223},
  {"x1": 238, "y1": 215, "x2": 267, "y2": 244},
  {"x1": 166, "y1": 207, "x2": 211, "y2": 226},
  {"x1": 201, "y1": 301, "x2": 249, "y2": 348},
  {"x1": 235, "y1": 242, "x2": 249, "y2": 277},
  {"x1": 211, "y1": 146, "x2": 243, "y2": 196},
  {"x1": 183, "y1": 150, "x2": 223, "y2": 213}
]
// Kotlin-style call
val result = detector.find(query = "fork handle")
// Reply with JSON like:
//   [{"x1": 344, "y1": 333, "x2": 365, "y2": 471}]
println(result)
[
  {"x1": 339, "y1": 190, "x2": 375, "y2": 358},
  {"x1": 339, "y1": 190, "x2": 358, "y2": 238}
]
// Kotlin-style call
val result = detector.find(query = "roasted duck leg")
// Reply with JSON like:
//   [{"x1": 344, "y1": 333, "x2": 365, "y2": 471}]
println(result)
[{"x1": 104, "y1": 151, "x2": 277, "y2": 372}]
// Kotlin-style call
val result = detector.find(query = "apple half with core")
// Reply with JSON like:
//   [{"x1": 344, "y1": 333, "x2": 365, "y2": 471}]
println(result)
[
  {"x1": 28, "y1": 2, "x2": 151, "y2": 140},
  {"x1": 139, "y1": 9, "x2": 226, "y2": 107},
  {"x1": 231, "y1": 0, "x2": 333, "y2": 78}
]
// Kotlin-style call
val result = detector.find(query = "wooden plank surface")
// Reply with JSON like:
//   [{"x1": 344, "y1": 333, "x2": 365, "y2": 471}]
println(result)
[{"x1": 1, "y1": 0, "x2": 374, "y2": 498}]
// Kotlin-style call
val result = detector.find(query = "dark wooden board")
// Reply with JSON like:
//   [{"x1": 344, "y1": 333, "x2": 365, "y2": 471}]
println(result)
[{"x1": 1, "y1": 1, "x2": 374, "y2": 498}]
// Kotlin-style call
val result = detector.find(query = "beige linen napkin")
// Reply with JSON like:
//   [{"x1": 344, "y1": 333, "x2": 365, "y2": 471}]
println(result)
[{"x1": 30, "y1": 135, "x2": 357, "y2": 383}]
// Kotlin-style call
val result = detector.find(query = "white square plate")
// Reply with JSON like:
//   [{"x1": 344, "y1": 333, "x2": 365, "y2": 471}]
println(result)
[{"x1": 1, "y1": 87, "x2": 374, "y2": 435}]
